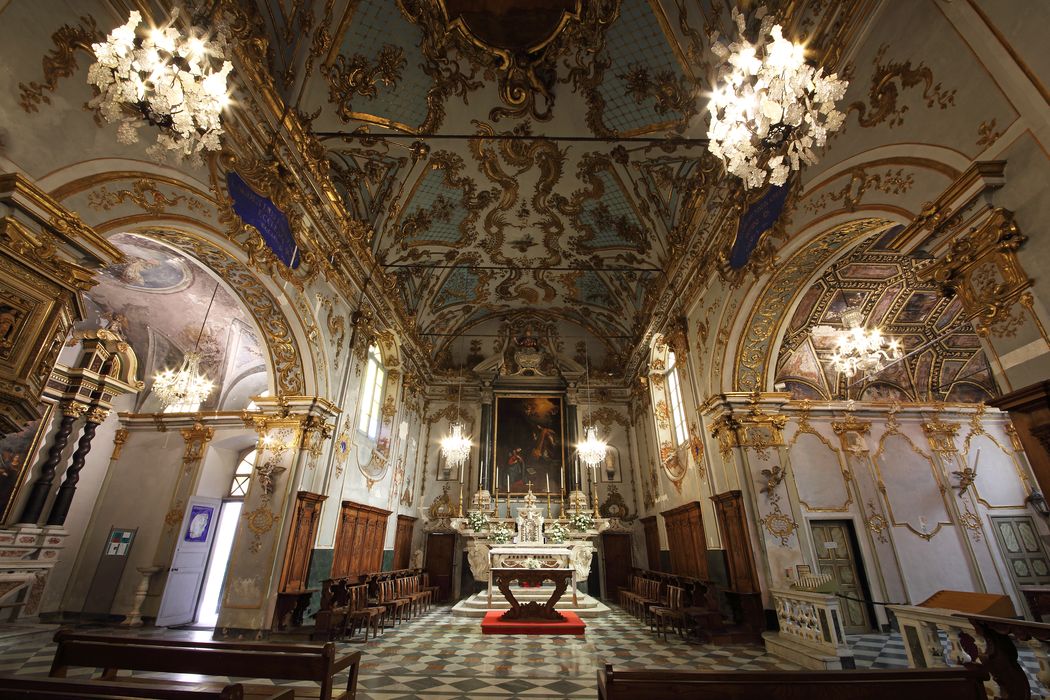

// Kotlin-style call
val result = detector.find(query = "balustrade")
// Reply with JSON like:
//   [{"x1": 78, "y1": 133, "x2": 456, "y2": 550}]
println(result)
[{"x1": 768, "y1": 589, "x2": 853, "y2": 668}]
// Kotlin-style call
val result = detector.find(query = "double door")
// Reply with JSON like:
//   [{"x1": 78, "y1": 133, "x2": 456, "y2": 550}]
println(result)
[{"x1": 810, "y1": 520, "x2": 872, "y2": 633}]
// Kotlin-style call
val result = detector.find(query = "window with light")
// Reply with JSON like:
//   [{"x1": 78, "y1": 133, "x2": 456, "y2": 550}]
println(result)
[
  {"x1": 666, "y1": 352, "x2": 688, "y2": 446},
  {"x1": 229, "y1": 449, "x2": 255, "y2": 498},
  {"x1": 358, "y1": 344, "x2": 386, "y2": 441}
]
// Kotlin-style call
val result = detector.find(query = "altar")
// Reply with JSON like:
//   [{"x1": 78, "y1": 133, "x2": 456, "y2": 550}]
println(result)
[{"x1": 486, "y1": 546, "x2": 578, "y2": 607}]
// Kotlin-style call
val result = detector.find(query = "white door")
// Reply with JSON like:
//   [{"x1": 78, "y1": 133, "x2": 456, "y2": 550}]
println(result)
[{"x1": 156, "y1": 496, "x2": 222, "y2": 627}]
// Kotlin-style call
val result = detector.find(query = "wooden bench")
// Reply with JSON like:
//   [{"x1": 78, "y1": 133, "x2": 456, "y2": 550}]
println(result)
[
  {"x1": 49, "y1": 632, "x2": 361, "y2": 700},
  {"x1": 0, "y1": 674, "x2": 293, "y2": 700},
  {"x1": 596, "y1": 664, "x2": 990, "y2": 700}
]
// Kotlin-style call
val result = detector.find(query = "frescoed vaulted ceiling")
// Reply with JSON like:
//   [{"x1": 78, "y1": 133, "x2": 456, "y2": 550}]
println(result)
[
  {"x1": 245, "y1": 0, "x2": 867, "y2": 361},
  {"x1": 774, "y1": 229, "x2": 998, "y2": 403}
]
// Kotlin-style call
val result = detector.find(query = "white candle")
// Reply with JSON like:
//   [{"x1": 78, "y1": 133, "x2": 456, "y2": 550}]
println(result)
[
  {"x1": 546, "y1": 474, "x2": 550, "y2": 493},
  {"x1": 507, "y1": 473, "x2": 511, "y2": 493}
]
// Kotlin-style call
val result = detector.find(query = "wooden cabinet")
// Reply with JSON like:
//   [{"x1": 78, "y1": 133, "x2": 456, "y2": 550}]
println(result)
[
  {"x1": 331, "y1": 501, "x2": 391, "y2": 579},
  {"x1": 393, "y1": 515, "x2": 416, "y2": 570},
  {"x1": 660, "y1": 501, "x2": 708, "y2": 580},
  {"x1": 711, "y1": 490, "x2": 759, "y2": 593},
  {"x1": 641, "y1": 516, "x2": 661, "y2": 571},
  {"x1": 279, "y1": 491, "x2": 326, "y2": 592}
]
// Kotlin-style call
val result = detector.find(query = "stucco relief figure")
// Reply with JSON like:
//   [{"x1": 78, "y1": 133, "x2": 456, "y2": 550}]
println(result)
[
  {"x1": 570, "y1": 544, "x2": 594, "y2": 579},
  {"x1": 411, "y1": 548, "x2": 424, "y2": 569},
  {"x1": 467, "y1": 540, "x2": 490, "y2": 580},
  {"x1": 0, "y1": 305, "x2": 20, "y2": 349}
]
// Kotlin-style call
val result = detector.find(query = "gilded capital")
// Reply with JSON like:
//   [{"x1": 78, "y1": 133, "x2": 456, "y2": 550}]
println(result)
[{"x1": 62, "y1": 401, "x2": 88, "y2": 418}]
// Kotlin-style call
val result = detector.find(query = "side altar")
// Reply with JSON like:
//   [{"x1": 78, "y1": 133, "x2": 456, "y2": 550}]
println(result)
[{"x1": 449, "y1": 486, "x2": 612, "y2": 619}]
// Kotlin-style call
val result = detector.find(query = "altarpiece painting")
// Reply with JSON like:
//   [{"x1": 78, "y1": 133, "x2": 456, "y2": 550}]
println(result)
[{"x1": 494, "y1": 394, "x2": 565, "y2": 495}]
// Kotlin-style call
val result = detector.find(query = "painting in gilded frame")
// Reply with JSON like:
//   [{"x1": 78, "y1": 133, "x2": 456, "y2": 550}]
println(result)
[
  {"x1": 0, "y1": 403, "x2": 53, "y2": 523},
  {"x1": 494, "y1": 394, "x2": 565, "y2": 495}
]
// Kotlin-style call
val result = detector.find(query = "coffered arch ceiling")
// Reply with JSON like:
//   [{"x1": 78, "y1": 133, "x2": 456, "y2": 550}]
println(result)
[{"x1": 249, "y1": 0, "x2": 868, "y2": 364}]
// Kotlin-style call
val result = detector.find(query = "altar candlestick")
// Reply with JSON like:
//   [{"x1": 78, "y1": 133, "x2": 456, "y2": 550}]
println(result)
[
  {"x1": 546, "y1": 492, "x2": 552, "y2": 519},
  {"x1": 458, "y1": 483, "x2": 464, "y2": 516}
]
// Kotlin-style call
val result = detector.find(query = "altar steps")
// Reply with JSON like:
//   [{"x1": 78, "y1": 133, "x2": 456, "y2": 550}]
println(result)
[{"x1": 450, "y1": 585, "x2": 612, "y2": 618}]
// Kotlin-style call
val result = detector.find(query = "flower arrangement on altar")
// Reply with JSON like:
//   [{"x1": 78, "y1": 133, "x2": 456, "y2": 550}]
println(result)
[
  {"x1": 490, "y1": 523, "x2": 513, "y2": 544},
  {"x1": 545, "y1": 522, "x2": 568, "y2": 544},
  {"x1": 524, "y1": 557, "x2": 541, "y2": 570},
  {"x1": 466, "y1": 510, "x2": 489, "y2": 532},
  {"x1": 568, "y1": 512, "x2": 594, "y2": 532}
]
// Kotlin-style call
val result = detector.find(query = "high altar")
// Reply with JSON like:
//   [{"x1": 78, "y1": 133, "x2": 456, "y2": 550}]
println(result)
[{"x1": 452, "y1": 486, "x2": 609, "y2": 617}]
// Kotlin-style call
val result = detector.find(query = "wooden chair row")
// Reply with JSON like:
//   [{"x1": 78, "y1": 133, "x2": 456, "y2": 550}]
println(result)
[
  {"x1": 44, "y1": 631, "x2": 361, "y2": 700},
  {"x1": 313, "y1": 572, "x2": 438, "y2": 641},
  {"x1": 0, "y1": 674, "x2": 291, "y2": 699}
]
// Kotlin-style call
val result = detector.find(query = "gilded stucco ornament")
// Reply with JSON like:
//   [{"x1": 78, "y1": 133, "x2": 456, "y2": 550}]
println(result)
[
  {"x1": 17, "y1": 15, "x2": 102, "y2": 113},
  {"x1": 843, "y1": 44, "x2": 956, "y2": 130}
]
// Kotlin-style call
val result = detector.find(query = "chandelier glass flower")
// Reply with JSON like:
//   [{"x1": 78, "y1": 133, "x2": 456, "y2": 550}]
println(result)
[
  {"x1": 88, "y1": 9, "x2": 232, "y2": 164},
  {"x1": 577, "y1": 425, "x2": 608, "y2": 469},
  {"x1": 707, "y1": 8, "x2": 848, "y2": 189},
  {"x1": 815, "y1": 305, "x2": 903, "y2": 379},
  {"x1": 153, "y1": 282, "x2": 219, "y2": 410}
]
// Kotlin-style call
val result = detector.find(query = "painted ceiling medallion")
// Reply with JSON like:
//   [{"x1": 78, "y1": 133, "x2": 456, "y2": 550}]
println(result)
[{"x1": 433, "y1": 0, "x2": 616, "y2": 121}]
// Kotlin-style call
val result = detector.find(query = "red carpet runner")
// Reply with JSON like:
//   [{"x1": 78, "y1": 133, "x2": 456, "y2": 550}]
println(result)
[{"x1": 480, "y1": 610, "x2": 586, "y2": 635}]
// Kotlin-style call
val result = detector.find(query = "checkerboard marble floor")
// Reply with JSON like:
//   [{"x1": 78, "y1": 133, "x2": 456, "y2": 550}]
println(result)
[{"x1": 0, "y1": 606, "x2": 800, "y2": 699}]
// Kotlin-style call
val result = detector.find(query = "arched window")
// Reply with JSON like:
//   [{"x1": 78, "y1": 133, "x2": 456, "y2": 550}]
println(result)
[
  {"x1": 229, "y1": 449, "x2": 255, "y2": 497},
  {"x1": 666, "y1": 352, "x2": 688, "y2": 446},
  {"x1": 358, "y1": 344, "x2": 386, "y2": 440}
]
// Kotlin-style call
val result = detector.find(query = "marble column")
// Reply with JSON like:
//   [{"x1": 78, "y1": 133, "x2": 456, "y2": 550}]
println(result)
[
  {"x1": 566, "y1": 402, "x2": 580, "y2": 492},
  {"x1": 478, "y1": 397, "x2": 494, "y2": 492},
  {"x1": 19, "y1": 401, "x2": 85, "y2": 524},
  {"x1": 46, "y1": 407, "x2": 108, "y2": 526}
]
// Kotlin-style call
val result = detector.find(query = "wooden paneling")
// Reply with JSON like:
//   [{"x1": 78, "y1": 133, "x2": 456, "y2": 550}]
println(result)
[
  {"x1": 393, "y1": 515, "x2": 416, "y2": 571},
  {"x1": 331, "y1": 501, "x2": 391, "y2": 579},
  {"x1": 600, "y1": 533, "x2": 633, "y2": 601},
  {"x1": 424, "y1": 532, "x2": 456, "y2": 602},
  {"x1": 660, "y1": 501, "x2": 708, "y2": 580},
  {"x1": 641, "y1": 516, "x2": 661, "y2": 571},
  {"x1": 711, "y1": 490, "x2": 759, "y2": 593},
  {"x1": 279, "y1": 491, "x2": 326, "y2": 592},
  {"x1": 990, "y1": 382, "x2": 1050, "y2": 497}
]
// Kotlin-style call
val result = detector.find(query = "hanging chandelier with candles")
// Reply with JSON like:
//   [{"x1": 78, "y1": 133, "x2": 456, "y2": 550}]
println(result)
[
  {"x1": 707, "y1": 8, "x2": 848, "y2": 189},
  {"x1": 87, "y1": 9, "x2": 232, "y2": 164},
  {"x1": 577, "y1": 425, "x2": 608, "y2": 470},
  {"x1": 440, "y1": 380, "x2": 472, "y2": 471},
  {"x1": 153, "y1": 283, "x2": 219, "y2": 410},
  {"x1": 814, "y1": 305, "x2": 903, "y2": 379}
]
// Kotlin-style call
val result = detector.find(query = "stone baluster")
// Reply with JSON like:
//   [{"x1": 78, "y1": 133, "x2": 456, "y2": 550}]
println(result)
[
  {"x1": 18, "y1": 402, "x2": 86, "y2": 524},
  {"x1": 121, "y1": 566, "x2": 161, "y2": 627},
  {"x1": 46, "y1": 407, "x2": 108, "y2": 526}
]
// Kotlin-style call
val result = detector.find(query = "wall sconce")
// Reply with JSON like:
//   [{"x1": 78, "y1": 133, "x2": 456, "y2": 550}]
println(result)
[{"x1": 1028, "y1": 491, "x2": 1050, "y2": 518}]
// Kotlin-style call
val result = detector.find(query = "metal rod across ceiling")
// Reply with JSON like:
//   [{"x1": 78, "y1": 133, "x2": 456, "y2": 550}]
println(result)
[
  {"x1": 382, "y1": 262, "x2": 661, "y2": 272},
  {"x1": 316, "y1": 131, "x2": 709, "y2": 145}
]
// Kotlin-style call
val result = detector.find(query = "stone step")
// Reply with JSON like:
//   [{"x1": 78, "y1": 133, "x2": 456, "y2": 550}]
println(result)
[{"x1": 450, "y1": 588, "x2": 613, "y2": 619}]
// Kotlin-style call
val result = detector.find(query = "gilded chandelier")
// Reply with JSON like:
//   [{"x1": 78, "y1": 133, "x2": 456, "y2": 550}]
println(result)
[
  {"x1": 816, "y1": 306, "x2": 902, "y2": 379},
  {"x1": 707, "y1": 8, "x2": 848, "y2": 189},
  {"x1": 88, "y1": 9, "x2": 231, "y2": 164},
  {"x1": 153, "y1": 351, "x2": 215, "y2": 409}
]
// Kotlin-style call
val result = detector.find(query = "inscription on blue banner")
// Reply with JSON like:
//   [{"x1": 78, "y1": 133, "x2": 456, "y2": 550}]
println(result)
[
  {"x1": 226, "y1": 171, "x2": 301, "y2": 269},
  {"x1": 730, "y1": 184, "x2": 789, "y2": 269}
]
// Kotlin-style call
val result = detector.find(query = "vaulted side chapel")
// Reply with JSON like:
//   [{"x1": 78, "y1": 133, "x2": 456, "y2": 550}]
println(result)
[{"x1": 1, "y1": 1, "x2": 1050, "y2": 698}]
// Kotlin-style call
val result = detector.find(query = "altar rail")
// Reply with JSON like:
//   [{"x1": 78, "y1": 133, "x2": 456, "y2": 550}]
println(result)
[
  {"x1": 767, "y1": 589, "x2": 853, "y2": 668},
  {"x1": 889, "y1": 605, "x2": 1050, "y2": 699}
]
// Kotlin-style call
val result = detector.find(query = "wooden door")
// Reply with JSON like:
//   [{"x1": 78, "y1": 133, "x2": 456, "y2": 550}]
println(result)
[
  {"x1": 661, "y1": 501, "x2": 708, "y2": 579},
  {"x1": 712, "y1": 491, "x2": 759, "y2": 593},
  {"x1": 394, "y1": 515, "x2": 416, "y2": 570},
  {"x1": 810, "y1": 520, "x2": 872, "y2": 633},
  {"x1": 425, "y1": 532, "x2": 456, "y2": 602},
  {"x1": 279, "y1": 492, "x2": 326, "y2": 592},
  {"x1": 331, "y1": 501, "x2": 391, "y2": 579},
  {"x1": 641, "y1": 516, "x2": 660, "y2": 571},
  {"x1": 992, "y1": 516, "x2": 1050, "y2": 600},
  {"x1": 601, "y1": 533, "x2": 633, "y2": 600},
  {"x1": 155, "y1": 497, "x2": 221, "y2": 627}
]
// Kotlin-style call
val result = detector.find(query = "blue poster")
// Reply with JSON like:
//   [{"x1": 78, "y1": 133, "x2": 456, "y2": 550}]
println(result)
[
  {"x1": 225, "y1": 171, "x2": 301, "y2": 269},
  {"x1": 729, "y1": 184, "x2": 790, "y2": 269},
  {"x1": 184, "y1": 504, "x2": 215, "y2": 543}
]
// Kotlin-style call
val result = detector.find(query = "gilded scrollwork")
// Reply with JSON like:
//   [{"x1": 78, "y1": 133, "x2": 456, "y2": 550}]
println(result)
[
  {"x1": 803, "y1": 167, "x2": 914, "y2": 214},
  {"x1": 87, "y1": 179, "x2": 211, "y2": 217},
  {"x1": 844, "y1": 44, "x2": 957, "y2": 130},
  {"x1": 17, "y1": 15, "x2": 101, "y2": 113},
  {"x1": 323, "y1": 45, "x2": 407, "y2": 122}
]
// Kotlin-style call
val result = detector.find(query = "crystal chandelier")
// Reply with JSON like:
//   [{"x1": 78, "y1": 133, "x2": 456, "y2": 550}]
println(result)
[
  {"x1": 707, "y1": 8, "x2": 848, "y2": 189},
  {"x1": 440, "y1": 381, "x2": 472, "y2": 470},
  {"x1": 440, "y1": 422, "x2": 472, "y2": 470},
  {"x1": 153, "y1": 351, "x2": 215, "y2": 409},
  {"x1": 577, "y1": 425, "x2": 607, "y2": 469},
  {"x1": 816, "y1": 305, "x2": 902, "y2": 379},
  {"x1": 88, "y1": 9, "x2": 232, "y2": 164},
  {"x1": 153, "y1": 282, "x2": 219, "y2": 410}
]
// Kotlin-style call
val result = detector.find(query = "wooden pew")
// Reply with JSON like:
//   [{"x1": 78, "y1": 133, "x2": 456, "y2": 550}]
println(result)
[
  {"x1": 0, "y1": 674, "x2": 293, "y2": 699},
  {"x1": 48, "y1": 632, "x2": 361, "y2": 700},
  {"x1": 596, "y1": 665, "x2": 989, "y2": 700}
]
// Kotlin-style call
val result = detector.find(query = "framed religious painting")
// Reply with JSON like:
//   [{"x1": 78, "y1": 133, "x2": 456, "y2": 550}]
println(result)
[
  {"x1": 0, "y1": 403, "x2": 52, "y2": 523},
  {"x1": 494, "y1": 394, "x2": 565, "y2": 495},
  {"x1": 598, "y1": 445, "x2": 622, "y2": 483}
]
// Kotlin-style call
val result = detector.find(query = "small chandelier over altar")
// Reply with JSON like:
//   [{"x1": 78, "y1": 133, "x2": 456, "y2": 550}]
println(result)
[
  {"x1": 815, "y1": 305, "x2": 902, "y2": 379},
  {"x1": 577, "y1": 425, "x2": 608, "y2": 470},
  {"x1": 440, "y1": 421, "x2": 472, "y2": 470},
  {"x1": 153, "y1": 351, "x2": 215, "y2": 409},
  {"x1": 88, "y1": 9, "x2": 232, "y2": 164},
  {"x1": 707, "y1": 8, "x2": 848, "y2": 189}
]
